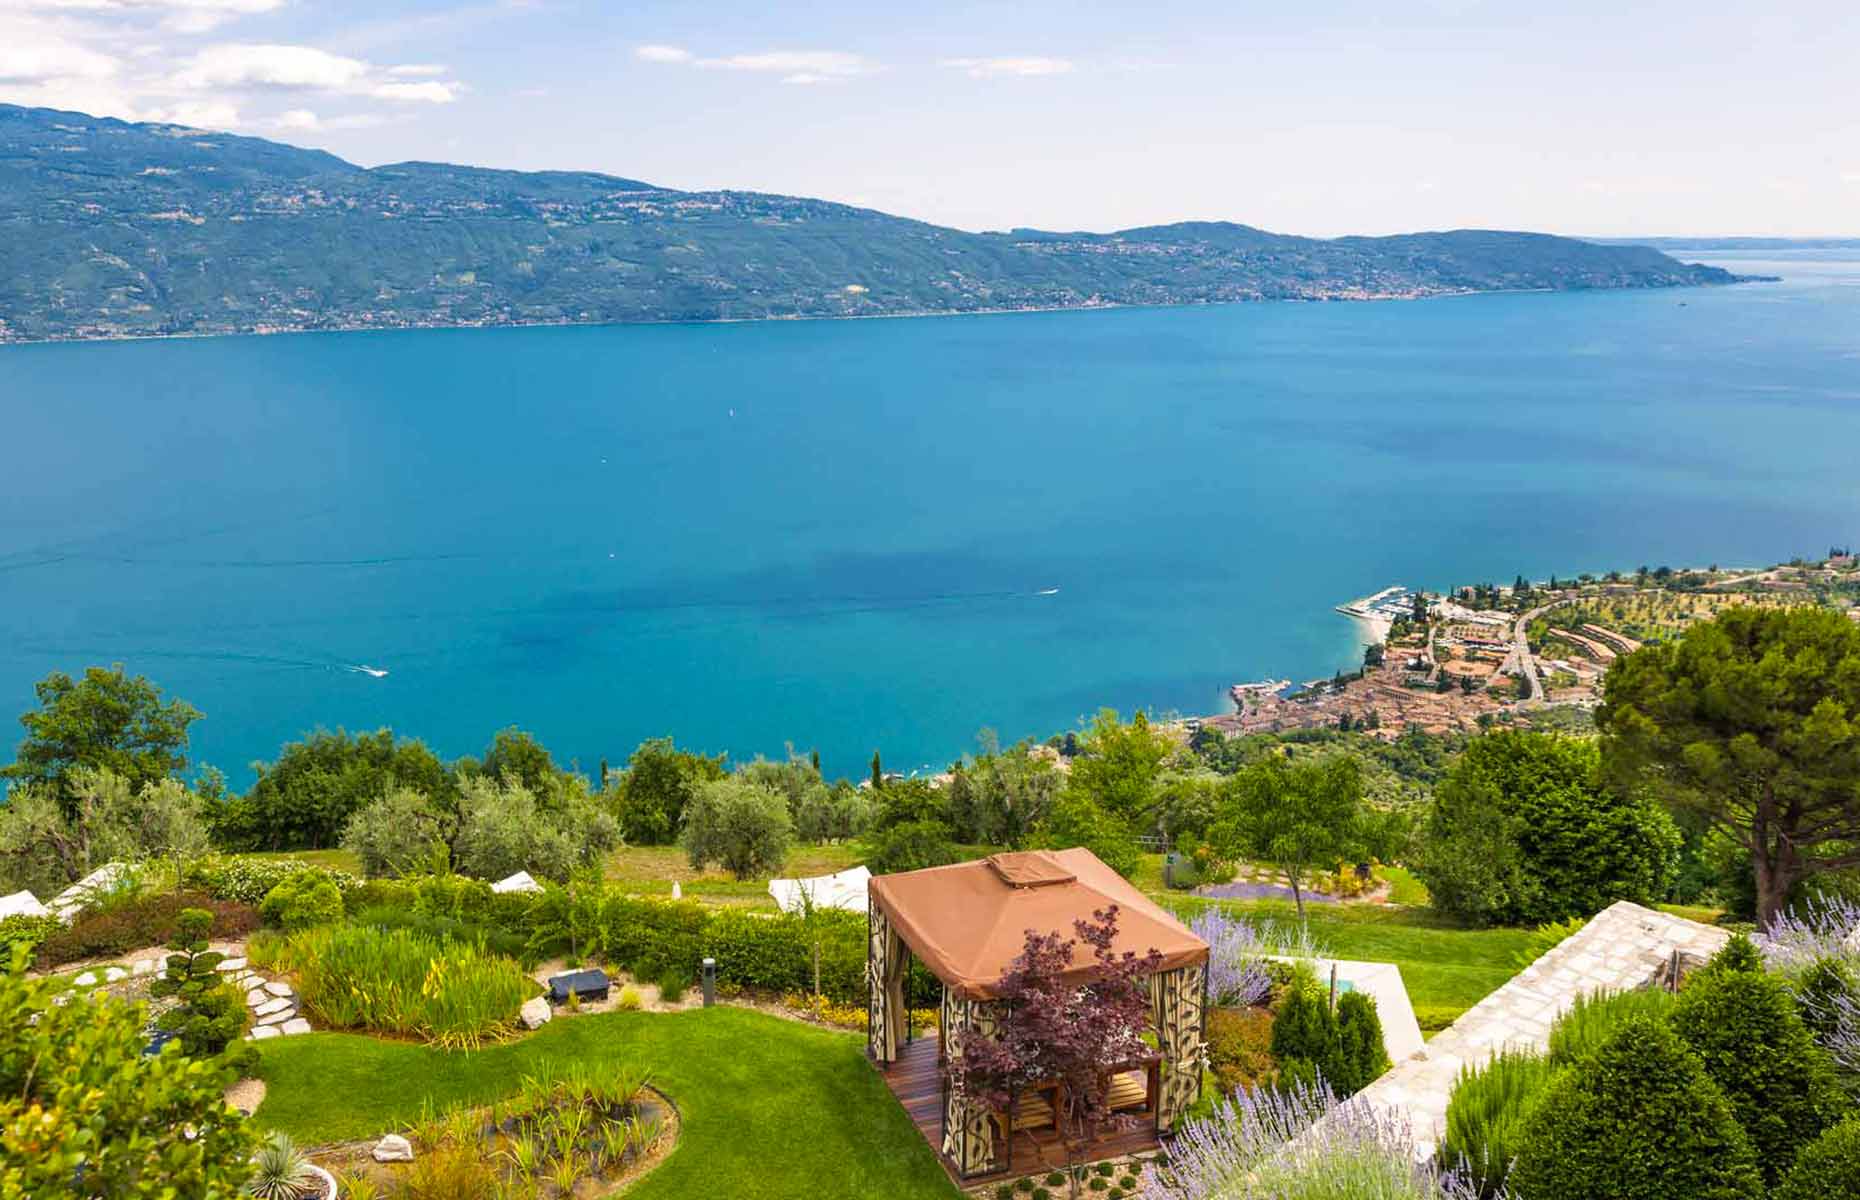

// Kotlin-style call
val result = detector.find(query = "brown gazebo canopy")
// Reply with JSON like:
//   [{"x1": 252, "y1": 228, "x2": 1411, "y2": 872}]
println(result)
[
  {"x1": 866, "y1": 849, "x2": 1211, "y2": 1178},
  {"x1": 869, "y1": 849, "x2": 1209, "y2": 999}
]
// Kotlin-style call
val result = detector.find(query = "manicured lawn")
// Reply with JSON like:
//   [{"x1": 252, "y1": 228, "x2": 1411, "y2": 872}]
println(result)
[
  {"x1": 251, "y1": 847, "x2": 364, "y2": 874},
  {"x1": 1166, "y1": 896, "x2": 1534, "y2": 1032},
  {"x1": 254, "y1": 1006, "x2": 960, "y2": 1200},
  {"x1": 600, "y1": 842, "x2": 869, "y2": 904}
]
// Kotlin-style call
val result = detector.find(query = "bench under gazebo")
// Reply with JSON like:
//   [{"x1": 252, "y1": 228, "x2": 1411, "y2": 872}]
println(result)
[{"x1": 866, "y1": 848, "x2": 1210, "y2": 1182}]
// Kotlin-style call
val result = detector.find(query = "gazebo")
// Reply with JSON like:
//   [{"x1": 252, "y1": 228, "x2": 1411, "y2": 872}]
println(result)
[{"x1": 867, "y1": 848, "x2": 1210, "y2": 1180}]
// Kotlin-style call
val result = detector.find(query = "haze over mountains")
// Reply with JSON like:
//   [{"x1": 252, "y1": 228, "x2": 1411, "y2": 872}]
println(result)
[{"x1": 0, "y1": 104, "x2": 1746, "y2": 343}]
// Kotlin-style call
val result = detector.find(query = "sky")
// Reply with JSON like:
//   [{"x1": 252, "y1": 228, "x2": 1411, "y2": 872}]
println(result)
[{"x1": 2, "y1": 0, "x2": 1856, "y2": 237}]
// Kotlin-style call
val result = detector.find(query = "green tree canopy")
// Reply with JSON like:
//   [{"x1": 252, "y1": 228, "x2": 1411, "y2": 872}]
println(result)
[
  {"x1": 1208, "y1": 754, "x2": 1374, "y2": 920},
  {"x1": 472, "y1": 727, "x2": 565, "y2": 797},
  {"x1": 681, "y1": 776, "x2": 793, "y2": 880},
  {"x1": 2, "y1": 666, "x2": 199, "y2": 815},
  {"x1": 1065, "y1": 709, "x2": 1173, "y2": 827},
  {"x1": 615, "y1": 737, "x2": 727, "y2": 845},
  {"x1": 1416, "y1": 730, "x2": 1680, "y2": 926},
  {"x1": 220, "y1": 727, "x2": 456, "y2": 851},
  {"x1": 1597, "y1": 606, "x2": 1860, "y2": 925}
]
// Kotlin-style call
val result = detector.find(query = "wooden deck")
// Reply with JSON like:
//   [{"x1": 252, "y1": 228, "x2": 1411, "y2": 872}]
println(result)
[{"x1": 877, "y1": 1035, "x2": 1163, "y2": 1186}]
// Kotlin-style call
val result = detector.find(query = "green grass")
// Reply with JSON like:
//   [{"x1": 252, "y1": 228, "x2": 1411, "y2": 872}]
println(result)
[
  {"x1": 601, "y1": 843, "x2": 869, "y2": 904},
  {"x1": 250, "y1": 848, "x2": 364, "y2": 874},
  {"x1": 254, "y1": 1006, "x2": 960, "y2": 1199},
  {"x1": 1165, "y1": 897, "x2": 1534, "y2": 1032},
  {"x1": 1378, "y1": 865, "x2": 1431, "y2": 907}
]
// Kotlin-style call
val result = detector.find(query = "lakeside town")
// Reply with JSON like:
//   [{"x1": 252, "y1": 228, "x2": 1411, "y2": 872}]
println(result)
[{"x1": 1190, "y1": 549, "x2": 1860, "y2": 742}]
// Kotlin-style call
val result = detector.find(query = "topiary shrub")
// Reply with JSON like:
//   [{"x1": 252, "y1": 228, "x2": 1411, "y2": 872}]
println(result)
[
  {"x1": 258, "y1": 869, "x2": 344, "y2": 932},
  {"x1": 1702, "y1": 933, "x2": 1765, "y2": 976},
  {"x1": 1672, "y1": 946, "x2": 1844, "y2": 1184},
  {"x1": 1333, "y1": 991, "x2": 1391, "y2": 1093},
  {"x1": 1775, "y1": 1114, "x2": 1860, "y2": 1200},
  {"x1": 1509, "y1": 1016, "x2": 1762, "y2": 1200},
  {"x1": 1795, "y1": 955, "x2": 1859, "y2": 1044},
  {"x1": 149, "y1": 908, "x2": 256, "y2": 1073},
  {"x1": 1441, "y1": 1049, "x2": 1555, "y2": 1197},
  {"x1": 1269, "y1": 978, "x2": 1338, "y2": 1086}
]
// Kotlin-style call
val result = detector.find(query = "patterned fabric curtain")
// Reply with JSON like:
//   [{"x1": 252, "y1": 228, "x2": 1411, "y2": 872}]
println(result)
[
  {"x1": 1149, "y1": 964, "x2": 1208, "y2": 1129},
  {"x1": 866, "y1": 907, "x2": 906, "y2": 1062},
  {"x1": 940, "y1": 987, "x2": 1002, "y2": 1176}
]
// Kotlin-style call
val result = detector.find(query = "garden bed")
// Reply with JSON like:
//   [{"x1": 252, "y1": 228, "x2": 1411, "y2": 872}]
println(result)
[{"x1": 312, "y1": 1078, "x2": 679, "y2": 1199}]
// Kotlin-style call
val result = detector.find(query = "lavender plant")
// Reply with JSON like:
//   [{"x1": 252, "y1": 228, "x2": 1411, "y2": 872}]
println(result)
[
  {"x1": 1759, "y1": 894, "x2": 1860, "y2": 977},
  {"x1": 1188, "y1": 907, "x2": 1322, "y2": 1009},
  {"x1": 1146, "y1": 1074, "x2": 1494, "y2": 1200}
]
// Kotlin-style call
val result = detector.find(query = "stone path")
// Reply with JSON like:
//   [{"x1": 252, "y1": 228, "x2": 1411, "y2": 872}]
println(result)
[
  {"x1": 1352, "y1": 900, "x2": 1729, "y2": 1158},
  {"x1": 119, "y1": 952, "x2": 317, "y2": 1041}
]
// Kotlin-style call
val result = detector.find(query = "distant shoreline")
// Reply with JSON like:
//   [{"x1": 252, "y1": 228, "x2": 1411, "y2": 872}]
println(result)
[{"x1": 0, "y1": 278, "x2": 1759, "y2": 350}]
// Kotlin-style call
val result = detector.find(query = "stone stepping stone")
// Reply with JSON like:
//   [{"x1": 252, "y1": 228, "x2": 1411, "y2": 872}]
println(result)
[
  {"x1": 103, "y1": 967, "x2": 127, "y2": 983},
  {"x1": 215, "y1": 957, "x2": 248, "y2": 973},
  {"x1": 280, "y1": 1018, "x2": 312, "y2": 1036},
  {"x1": 263, "y1": 980, "x2": 294, "y2": 998},
  {"x1": 255, "y1": 1007, "x2": 298, "y2": 1027},
  {"x1": 72, "y1": 971, "x2": 97, "y2": 987},
  {"x1": 253, "y1": 997, "x2": 293, "y2": 1019},
  {"x1": 249, "y1": 1025, "x2": 281, "y2": 1041},
  {"x1": 131, "y1": 959, "x2": 158, "y2": 976},
  {"x1": 247, "y1": 989, "x2": 268, "y2": 1007}
]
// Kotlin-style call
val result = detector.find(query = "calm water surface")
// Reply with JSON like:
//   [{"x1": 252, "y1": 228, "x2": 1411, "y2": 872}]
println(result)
[{"x1": 2, "y1": 251, "x2": 1856, "y2": 783}]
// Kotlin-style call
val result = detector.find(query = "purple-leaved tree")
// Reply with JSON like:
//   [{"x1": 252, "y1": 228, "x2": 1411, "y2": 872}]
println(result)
[{"x1": 953, "y1": 905, "x2": 1163, "y2": 1183}]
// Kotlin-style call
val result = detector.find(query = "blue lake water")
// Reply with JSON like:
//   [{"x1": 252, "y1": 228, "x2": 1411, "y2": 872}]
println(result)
[{"x1": 2, "y1": 251, "x2": 1856, "y2": 785}]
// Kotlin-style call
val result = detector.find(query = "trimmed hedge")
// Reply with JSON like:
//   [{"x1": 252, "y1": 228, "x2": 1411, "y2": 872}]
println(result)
[
  {"x1": 259, "y1": 870, "x2": 345, "y2": 932},
  {"x1": 183, "y1": 854, "x2": 357, "y2": 905},
  {"x1": 1672, "y1": 943, "x2": 1845, "y2": 1184},
  {"x1": 34, "y1": 891, "x2": 259, "y2": 967},
  {"x1": 1510, "y1": 1016, "x2": 1762, "y2": 1200},
  {"x1": 1776, "y1": 1115, "x2": 1860, "y2": 1200}
]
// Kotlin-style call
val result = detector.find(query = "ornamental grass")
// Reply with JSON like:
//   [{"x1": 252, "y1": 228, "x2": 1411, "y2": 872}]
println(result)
[{"x1": 279, "y1": 924, "x2": 534, "y2": 1049}]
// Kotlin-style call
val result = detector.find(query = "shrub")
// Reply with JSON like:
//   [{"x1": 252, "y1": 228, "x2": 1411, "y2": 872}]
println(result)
[
  {"x1": 342, "y1": 786, "x2": 448, "y2": 878},
  {"x1": 1546, "y1": 987, "x2": 1676, "y2": 1067},
  {"x1": 34, "y1": 890, "x2": 258, "y2": 966},
  {"x1": 1672, "y1": 949, "x2": 1844, "y2": 1184},
  {"x1": 614, "y1": 737, "x2": 728, "y2": 846},
  {"x1": 0, "y1": 943, "x2": 258, "y2": 1197},
  {"x1": 1268, "y1": 976, "x2": 1387, "y2": 1097},
  {"x1": 183, "y1": 854, "x2": 357, "y2": 905},
  {"x1": 681, "y1": 775, "x2": 794, "y2": 880},
  {"x1": 1206, "y1": 1006, "x2": 1276, "y2": 1096},
  {"x1": 277, "y1": 924, "x2": 533, "y2": 1049},
  {"x1": 864, "y1": 819, "x2": 960, "y2": 875},
  {"x1": 1441, "y1": 1049, "x2": 1554, "y2": 1197},
  {"x1": 149, "y1": 908, "x2": 254, "y2": 1071},
  {"x1": 1187, "y1": 907, "x2": 1273, "y2": 1008},
  {"x1": 0, "y1": 913, "x2": 61, "y2": 961},
  {"x1": 1775, "y1": 1115, "x2": 1860, "y2": 1200},
  {"x1": 1334, "y1": 991, "x2": 1391, "y2": 1094},
  {"x1": 1796, "y1": 955, "x2": 1860, "y2": 1044},
  {"x1": 1416, "y1": 730, "x2": 1680, "y2": 926},
  {"x1": 259, "y1": 869, "x2": 345, "y2": 932},
  {"x1": 1510, "y1": 1016, "x2": 1762, "y2": 1200},
  {"x1": 247, "y1": 1131, "x2": 316, "y2": 1200},
  {"x1": 656, "y1": 966, "x2": 689, "y2": 1003}
]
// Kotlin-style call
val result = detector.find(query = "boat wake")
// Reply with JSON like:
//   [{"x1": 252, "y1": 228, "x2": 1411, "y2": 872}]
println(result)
[
  {"x1": 346, "y1": 664, "x2": 390, "y2": 678},
  {"x1": 1036, "y1": 587, "x2": 1060, "y2": 596}
]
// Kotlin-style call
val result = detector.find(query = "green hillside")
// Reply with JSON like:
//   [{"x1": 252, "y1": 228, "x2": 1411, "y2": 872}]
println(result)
[{"x1": 0, "y1": 103, "x2": 1746, "y2": 343}]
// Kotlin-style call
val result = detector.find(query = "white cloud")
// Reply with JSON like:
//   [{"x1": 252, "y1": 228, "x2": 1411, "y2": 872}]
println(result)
[
  {"x1": 370, "y1": 79, "x2": 458, "y2": 103},
  {"x1": 634, "y1": 44, "x2": 874, "y2": 80},
  {"x1": 633, "y1": 44, "x2": 691, "y2": 64},
  {"x1": 699, "y1": 50, "x2": 870, "y2": 77},
  {"x1": 0, "y1": 35, "x2": 119, "y2": 82},
  {"x1": 173, "y1": 43, "x2": 367, "y2": 89},
  {"x1": 274, "y1": 105, "x2": 316, "y2": 128},
  {"x1": 385, "y1": 62, "x2": 446, "y2": 77},
  {"x1": 940, "y1": 56, "x2": 1074, "y2": 78}
]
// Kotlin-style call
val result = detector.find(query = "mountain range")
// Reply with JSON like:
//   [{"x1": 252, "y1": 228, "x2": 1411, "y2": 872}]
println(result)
[{"x1": 0, "y1": 103, "x2": 1748, "y2": 343}]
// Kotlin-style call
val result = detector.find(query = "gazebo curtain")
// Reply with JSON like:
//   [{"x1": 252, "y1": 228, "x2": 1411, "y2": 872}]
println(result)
[
  {"x1": 867, "y1": 907, "x2": 907, "y2": 1063},
  {"x1": 939, "y1": 987, "x2": 1002, "y2": 1176},
  {"x1": 1149, "y1": 963, "x2": 1208, "y2": 1129}
]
